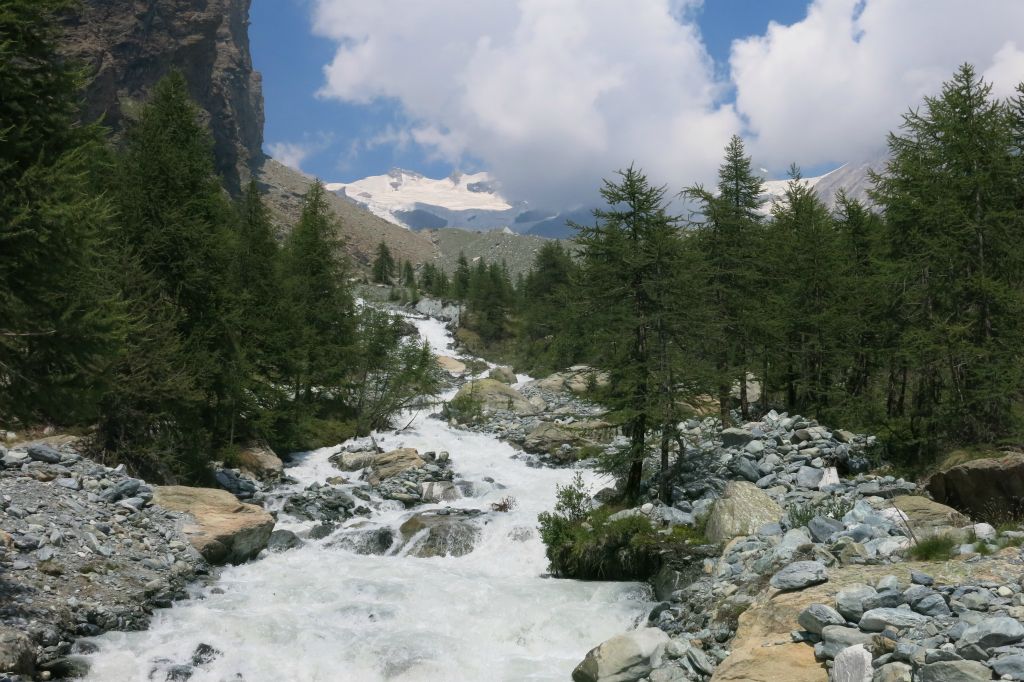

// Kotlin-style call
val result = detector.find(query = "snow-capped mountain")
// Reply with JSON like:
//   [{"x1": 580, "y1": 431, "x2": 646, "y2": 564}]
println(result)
[
  {"x1": 758, "y1": 156, "x2": 882, "y2": 213},
  {"x1": 326, "y1": 169, "x2": 526, "y2": 232}
]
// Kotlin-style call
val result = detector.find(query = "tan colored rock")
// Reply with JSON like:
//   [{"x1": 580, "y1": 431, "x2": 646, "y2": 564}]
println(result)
[
  {"x1": 236, "y1": 443, "x2": 283, "y2": 481},
  {"x1": 329, "y1": 449, "x2": 380, "y2": 471},
  {"x1": 705, "y1": 481, "x2": 783, "y2": 543},
  {"x1": 926, "y1": 452, "x2": 1024, "y2": 518},
  {"x1": 153, "y1": 486, "x2": 275, "y2": 565},
  {"x1": 451, "y1": 379, "x2": 538, "y2": 416},
  {"x1": 888, "y1": 495, "x2": 969, "y2": 536},
  {"x1": 488, "y1": 365, "x2": 516, "y2": 384},
  {"x1": 437, "y1": 356, "x2": 467, "y2": 376},
  {"x1": 366, "y1": 448, "x2": 427, "y2": 485}
]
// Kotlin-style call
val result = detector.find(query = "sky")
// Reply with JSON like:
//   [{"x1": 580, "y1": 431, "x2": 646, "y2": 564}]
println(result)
[{"x1": 251, "y1": 0, "x2": 1024, "y2": 210}]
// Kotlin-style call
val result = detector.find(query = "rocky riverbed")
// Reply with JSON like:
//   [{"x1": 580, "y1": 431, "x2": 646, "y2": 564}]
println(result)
[{"x1": 5, "y1": 306, "x2": 1024, "y2": 682}]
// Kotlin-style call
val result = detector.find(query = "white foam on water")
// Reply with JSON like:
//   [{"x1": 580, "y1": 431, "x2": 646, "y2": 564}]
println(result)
[{"x1": 83, "y1": 314, "x2": 650, "y2": 682}]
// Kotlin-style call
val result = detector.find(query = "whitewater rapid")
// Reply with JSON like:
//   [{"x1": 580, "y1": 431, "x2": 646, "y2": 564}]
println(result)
[{"x1": 84, "y1": 314, "x2": 650, "y2": 681}]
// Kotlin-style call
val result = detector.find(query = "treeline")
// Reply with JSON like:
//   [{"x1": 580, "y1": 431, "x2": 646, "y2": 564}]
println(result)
[
  {"x1": 429, "y1": 65, "x2": 1024, "y2": 490},
  {"x1": 0, "y1": 2, "x2": 439, "y2": 482}
]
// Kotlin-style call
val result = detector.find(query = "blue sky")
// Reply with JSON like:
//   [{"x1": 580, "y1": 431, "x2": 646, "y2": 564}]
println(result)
[
  {"x1": 251, "y1": 1, "x2": 809, "y2": 184},
  {"x1": 250, "y1": 1, "x2": 1024, "y2": 208}
]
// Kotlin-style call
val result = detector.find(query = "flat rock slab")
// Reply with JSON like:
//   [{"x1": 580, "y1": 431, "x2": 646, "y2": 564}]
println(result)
[
  {"x1": 706, "y1": 481, "x2": 783, "y2": 543},
  {"x1": 153, "y1": 485, "x2": 275, "y2": 565}
]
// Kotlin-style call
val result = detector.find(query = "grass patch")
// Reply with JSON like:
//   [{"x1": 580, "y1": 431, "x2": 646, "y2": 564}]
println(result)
[
  {"x1": 908, "y1": 534, "x2": 958, "y2": 561},
  {"x1": 787, "y1": 496, "x2": 855, "y2": 528}
]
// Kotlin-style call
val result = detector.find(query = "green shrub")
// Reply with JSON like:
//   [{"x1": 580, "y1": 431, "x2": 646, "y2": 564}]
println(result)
[
  {"x1": 787, "y1": 496, "x2": 855, "y2": 528},
  {"x1": 908, "y1": 534, "x2": 957, "y2": 561}
]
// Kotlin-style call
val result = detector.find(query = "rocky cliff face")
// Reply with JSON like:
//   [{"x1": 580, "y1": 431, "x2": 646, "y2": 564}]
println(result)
[{"x1": 62, "y1": 0, "x2": 264, "y2": 193}]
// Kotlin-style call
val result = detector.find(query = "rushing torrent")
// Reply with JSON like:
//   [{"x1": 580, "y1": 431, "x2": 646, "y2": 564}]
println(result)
[{"x1": 83, "y1": 314, "x2": 651, "y2": 682}]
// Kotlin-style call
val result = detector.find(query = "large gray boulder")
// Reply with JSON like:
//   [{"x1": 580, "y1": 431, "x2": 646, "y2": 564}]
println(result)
[
  {"x1": 572, "y1": 628, "x2": 669, "y2": 682},
  {"x1": 956, "y1": 616, "x2": 1024, "y2": 649},
  {"x1": 705, "y1": 481, "x2": 783, "y2": 543},
  {"x1": 918, "y1": 660, "x2": 992, "y2": 682},
  {"x1": 770, "y1": 560, "x2": 828, "y2": 591},
  {"x1": 858, "y1": 608, "x2": 929, "y2": 632},
  {"x1": 798, "y1": 603, "x2": 846, "y2": 635}
]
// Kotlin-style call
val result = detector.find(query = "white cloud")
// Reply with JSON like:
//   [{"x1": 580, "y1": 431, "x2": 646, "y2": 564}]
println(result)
[
  {"x1": 312, "y1": 0, "x2": 737, "y2": 207},
  {"x1": 266, "y1": 132, "x2": 336, "y2": 175},
  {"x1": 310, "y1": 0, "x2": 1024, "y2": 206},
  {"x1": 731, "y1": 0, "x2": 1024, "y2": 172}
]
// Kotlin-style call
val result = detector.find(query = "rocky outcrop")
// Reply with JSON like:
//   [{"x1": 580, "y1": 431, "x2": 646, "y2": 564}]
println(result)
[
  {"x1": 572, "y1": 628, "x2": 670, "y2": 682},
  {"x1": 437, "y1": 356, "x2": 467, "y2": 376},
  {"x1": 62, "y1": 0, "x2": 264, "y2": 193},
  {"x1": 926, "y1": 451, "x2": 1024, "y2": 519},
  {"x1": 450, "y1": 379, "x2": 539, "y2": 418},
  {"x1": 705, "y1": 481, "x2": 783, "y2": 543},
  {"x1": 235, "y1": 443, "x2": 283, "y2": 482},
  {"x1": 152, "y1": 486, "x2": 274, "y2": 564}
]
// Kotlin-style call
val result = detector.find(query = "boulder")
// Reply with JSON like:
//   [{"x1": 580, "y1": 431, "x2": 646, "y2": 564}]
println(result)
[
  {"x1": 720, "y1": 428, "x2": 754, "y2": 448},
  {"x1": 797, "y1": 604, "x2": 846, "y2": 635},
  {"x1": 451, "y1": 379, "x2": 538, "y2": 416},
  {"x1": 832, "y1": 644, "x2": 872, "y2": 682},
  {"x1": 889, "y1": 495, "x2": 968, "y2": 535},
  {"x1": 572, "y1": 628, "x2": 669, "y2": 682},
  {"x1": 705, "y1": 481, "x2": 783, "y2": 543},
  {"x1": 235, "y1": 443, "x2": 283, "y2": 481},
  {"x1": 956, "y1": 616, "x2": 1024, "y2": 649},
  {"x1": 488, "y1": 365, "x2": 516, "y2": 384},
  {"x1": 918, "y1": 660, "x2": 991, "y2": 682},
  {"x1": 770, "y1": 561, "x2": 828, "y2": 591},
  {"x1": 0, "y1": 626, "x2": 35, "y2": 675},
  {"x1": 419, "y1": 481, "x2": 459, "y2": 503},
  {"x1": 858, "y1": 608, "x2": 929, "y2": 632},
  {"x1": 397, "y1": 512, "x2": 479, "y2": 558},
  {"x1": 524, "y1": 422, "x2": 579, "y2": 455},
  {"x1": 329, "y1": 449, "x2": 380, "y2": 470},
  {"x1": 926, "y1": 452, "x2": 1024, "y2": 518},
  {"x1": 366, "y1": 448, "x2": 427, "y2": 485},
  {"x1": 153, "y1": 486, "x2": 275, "y2": 564},
  {"x1": 872, "y1": 662, "x2": 912, "y2": 682},
  {"x1": 436, "y1": 355, "x2": 467, "y2": 376},
  {"x1": 267, "y1": 529, "x2": 304, "y2": 553}
]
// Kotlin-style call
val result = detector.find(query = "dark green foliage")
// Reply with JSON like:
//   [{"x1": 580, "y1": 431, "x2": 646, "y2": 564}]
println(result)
[
  {"x1": 0, "y1": 0, "x2": 120, "y2": 423},
  {"x1": 684, "y1": 135, "x2": 766, "y2": 422},
  {"x1": 371, "y1": 241, "x2": 396, "y2": 284},
  {"x1": 572, "y1": 166, "x2": 708, "y2": 501},
  {"x1": 871, "y1": 64, "x2": 1024, "y2": 458}
]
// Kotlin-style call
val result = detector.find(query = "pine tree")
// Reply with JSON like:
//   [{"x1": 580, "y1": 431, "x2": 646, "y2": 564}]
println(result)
[
  {"x1": 279, "y1": 180, "x2": 355, "y2": 404},
  {"x1": 402, "y1": 259, "x2": 416, "y2": 286},
  {"x1": 101, "y1": 71, "x2": 240, "y2": 476},
  {"x1": 684, "y1": 135, "x2": 765, "y2": 421},
  {"x1": 574, "y1": 167, "x2": 704, "y2": 501},
  {"x1": 0, "y1": 0, "x2": 120, "y2": 423},
  {"x1": 872, "y1": 64, "x2": 1024, "y2": 454},
  {"x1": 372, "y1": 241, "x2": 396, "y2": 284},
  {"x1": 452, "y1": 252, "x2": 471, "y2": 298}
]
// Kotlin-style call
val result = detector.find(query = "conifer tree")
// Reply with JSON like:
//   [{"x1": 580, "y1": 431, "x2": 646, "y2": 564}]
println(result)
[
  {"x1": 452, "y1": 252, "x2": 471, "y2": 298},
  {"x1": 872, "y1": 64, "x2": 1024, "y2": 453},
  {"x1": 279, "y1": 181, "x2": 355, "y2": 404},
  {"x1": 372, "y1": 241, "x2": 396, "y2": 284},
  {"x1": 0, "y1": 0, "x2": 120, "y2": 422},
  {"x1": 684, "y1": 135, "x2": 765, "y2": 421},
  {"x1": 574, "y1": 167, "x2": 703, "y2": 500}
]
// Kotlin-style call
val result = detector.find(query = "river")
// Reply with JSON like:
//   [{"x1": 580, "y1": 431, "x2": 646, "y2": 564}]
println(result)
[{"x1": 83, "y1": 313, "x2": 650, "y2": 682}]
